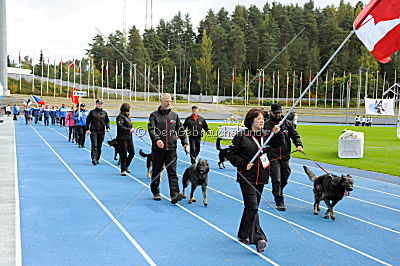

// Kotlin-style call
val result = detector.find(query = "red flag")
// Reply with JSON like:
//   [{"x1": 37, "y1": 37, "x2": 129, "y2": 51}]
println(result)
[
  {"x1": 70, "y1": 88, "x2": 79, "y2": 105},
  {"x1": 69, "y1": 60, "x2": 75, "y2": 68},
  {"x1": 231, "y1": 69, "x2": 235, "y2": 83},
  {"x1": 354, "y1": 0, "x2": 400, "y2": 63},
  {"x1": 18, "y1": 51, "x2": 21, "y2": 65}
]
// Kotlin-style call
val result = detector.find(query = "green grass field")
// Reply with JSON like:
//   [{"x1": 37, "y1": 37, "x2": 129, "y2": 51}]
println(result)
[{"x1": 114, "y1": 121, "x2": 400, "y2": 177}]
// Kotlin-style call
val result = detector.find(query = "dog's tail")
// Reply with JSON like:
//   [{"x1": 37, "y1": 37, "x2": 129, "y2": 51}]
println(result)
[
  {"x1": 139, "y1": 149, "x2": 152, "y2": 158},
  {"x1": 216, "y1": 138, "x2": 222, "y2": 151},
  {"x1": 303, "y1": 166, "x2": 317, "y2": 182}
]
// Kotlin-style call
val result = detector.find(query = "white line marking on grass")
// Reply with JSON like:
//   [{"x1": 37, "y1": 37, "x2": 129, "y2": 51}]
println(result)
[
  {"x1": 47, "y1": 127, "x2": 279, "y2": 265},
  {"x1": 13, "y1": 123, "x2": 22, "y2": 266},
  {"x1": 31, "y1": 126, "x2": 156, "y2": 266},
  {"x1": 134, "y1": 142, "x2": 400, "y2": 236}
]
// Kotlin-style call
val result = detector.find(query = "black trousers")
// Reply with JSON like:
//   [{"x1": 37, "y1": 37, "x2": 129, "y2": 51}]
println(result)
[
  {"x1": 51, "y1": 117, "x2": 56, "y2": 125},
  {"x1": 44, "y1": 117, "x2": 49, "y2": 126},
  {"x1": 13, "y1": 114, "x2": 17, "y2": 120},
  {"x1": 68, "y1": 126, "x2": 74, "y2": 142},
  {"x1": 238, "y1": 182, "x2": 267, "y2": 244},
  {"x1": 117, "y1": 139, "x2": 135, "y2": 172},
  {"x1": 189, "y1": 137, "x2": 201, "y2": 164},
  {"x1": 76, "y1": 126, "x2": 86, "y2": 147},
  {"x1": 25, "y1": 115, "x2": 30, "y2": 124},
  {"x1": 270, "y1": 159, "x2": 291, "y2": 204},
  {"x1": 90, "y1": 132, "x2": 105, "y2": 161},
  {"x1": 60, "y1": 117, "x2": 65, "y2": 127},
  {"x1": 150, "y1": 149, "x2": 179, "y2": 198}
]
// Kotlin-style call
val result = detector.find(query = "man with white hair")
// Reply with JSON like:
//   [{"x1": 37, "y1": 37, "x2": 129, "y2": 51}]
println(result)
[{"x1": 148, "y1": 93, "x2": 189, "y2": 204}]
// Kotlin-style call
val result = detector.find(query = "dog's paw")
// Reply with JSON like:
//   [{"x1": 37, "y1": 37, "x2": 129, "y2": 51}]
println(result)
[
  {"x1": 182, "y1": 194, "x2": 186, "y2": 199},
  {"x1": 314, "y1": 210, "x2": 319, "y2": 215},
  {"x1": 324, "y1": 214, "x2": 329, "y2": 219},
  {"x1": 330, "y1": 214, "x2": 336, "y2": 220},
  {"x1": 188, "y1": 200, "x2": 192, "y2": 204},
  {"x1": 203, "y1": 200, "x2": 208, "y2": 207}
]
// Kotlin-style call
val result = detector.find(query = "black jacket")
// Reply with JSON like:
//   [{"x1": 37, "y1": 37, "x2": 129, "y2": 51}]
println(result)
[
  {"x1": 183, "y1": 114, "x2": 210, "y2": 138},
  {"x1": 228, "y1": 128, "x2": 283, "y2": 185},
  {"x1": 116, "y1": 114, "x2": 132, "y2": 140},
  {"x1": 148, "y1": 107, "x2": 188, "y2": 150},
  {"x1": 264, "y1": 118, "x2": 302, "y2": 160},
  {"x1": 85, "y1": 108, "x2": 110, "y2": 133}
]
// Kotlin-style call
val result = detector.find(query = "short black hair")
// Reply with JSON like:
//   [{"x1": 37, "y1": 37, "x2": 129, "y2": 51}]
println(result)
[
  {"x1": 120, "y1": 103, "x2": 130, "y2": 114},
  {"x1": 192, "y1": 105, "x2": 198, "y2": 109},
  {"x1": 244, "y1": 108, "x2": 264, "y2": 129}
]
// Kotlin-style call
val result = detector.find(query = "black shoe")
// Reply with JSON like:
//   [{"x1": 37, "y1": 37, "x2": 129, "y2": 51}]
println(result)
[
  {"x1": 153, "y1": 194, "x2": 161, "y2": 201},
  {"x1": 121, "y1": 171, "x2": 127, "y2": 176},
  {"x1": 276, "y1": 202, "x2": 286, "y2": 211},
  {"x1": 92, "y1": 160, "x2": 97, "y2": 165},
  {"x1": 171, "y1": 193, "x2": 183, "y2": 204},
  {"x1": 96, "y1": 160, "x2": 99, "y2": 165},
  {"x1": 256, "y1": 240, "x2": 267, "y2": 253},
  {"x1": 126, "y1": 168, "x2": 131, "y2": 173}
]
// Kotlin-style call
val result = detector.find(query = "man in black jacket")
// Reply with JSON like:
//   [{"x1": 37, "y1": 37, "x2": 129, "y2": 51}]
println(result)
[
  {"x1": 183, "y1": 106, "x2": 210, "y2": 164},
  {"x1": 86, "y1": 100, "x2": 110, "y2": 165},
  {"x1": 264, "y1": 103, "x2": 303, "y2": 211},
  {"x1": 148, "y1": 93, "x2": 189, "y2": 204}
]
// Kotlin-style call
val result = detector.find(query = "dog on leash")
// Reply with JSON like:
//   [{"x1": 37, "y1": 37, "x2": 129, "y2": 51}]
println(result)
[
  {"x1": 216, "y1": 138, "x2": 230, "y2": 169},
  {"x1": 107, "y1": 139, "x2": 121, "y2": 165},
  {"x1": 139, "y1": 149, "x2": 164, "y2": 182},
  {"x1": 182, "y1": 159, "x2": 210, "y2": 206},
  {"x1": 303, "y1": 166, "x2": 354, "y2": 220}
]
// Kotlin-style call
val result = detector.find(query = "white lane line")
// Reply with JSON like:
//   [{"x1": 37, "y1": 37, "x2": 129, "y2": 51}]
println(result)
[
  {"x1": 200, "y1": 141, "x2": 400, "y2": 187},
  {"x1": 133, "y1": 142, "x2": 400, "y2": 235},
  {"x1": 31, "y1": 126, "x2": 156, "y2": 266},
  {"x1": 13, "y1": 123, "x2": 22, "y2": 266},
  {"x1": 47, "y1": 126, "x2": 278, "y2": 265},
  {"x1": 155, "y1": 142, "x2": 400, "y2": 213},
  {"x1": 207, "y1": 187, "x2": 391, "y2": 266}
]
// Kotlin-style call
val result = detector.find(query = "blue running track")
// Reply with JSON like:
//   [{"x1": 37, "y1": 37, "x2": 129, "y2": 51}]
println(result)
[{"x1": 15, "y1": 120, "x2": 400, "y2": 265}]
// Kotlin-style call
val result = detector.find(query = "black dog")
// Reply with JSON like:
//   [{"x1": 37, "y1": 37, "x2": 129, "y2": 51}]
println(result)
[
  {"x1": 139, "y1": 149, "x2": 164, "y2": 181},
  {"x1": 107, "y1": 139, "x2": 121, "y2": 165},
  {"x1": 182, "y1": 159, "x2": 210, "y2": 206},
  {"x1": 216, "y1": 138, "x2": 229, "y2": 169},
  {"x1": 303, "y1": 166, "x2": 354, "y2": 220}
]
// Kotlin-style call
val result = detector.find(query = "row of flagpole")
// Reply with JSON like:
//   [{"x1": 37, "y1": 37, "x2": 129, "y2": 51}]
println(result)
[{"x1": 17, "y1": 55, "x2": 400, "y2": 110}]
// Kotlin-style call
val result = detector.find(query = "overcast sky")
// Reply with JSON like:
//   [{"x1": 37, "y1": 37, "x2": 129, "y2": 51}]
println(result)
[{"x1": 7, "y1": 0, "x2": 366, "y2": 64}]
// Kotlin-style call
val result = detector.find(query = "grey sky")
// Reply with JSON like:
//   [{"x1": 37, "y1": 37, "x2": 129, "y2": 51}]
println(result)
[{"x1": 7, "y1": 0, "x2": 366, "y2": 64}]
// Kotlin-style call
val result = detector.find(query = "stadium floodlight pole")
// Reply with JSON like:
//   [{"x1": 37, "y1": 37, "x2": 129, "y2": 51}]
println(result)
[{"x1": 250, "y1": 29, "x2": 357, "y2": 164}]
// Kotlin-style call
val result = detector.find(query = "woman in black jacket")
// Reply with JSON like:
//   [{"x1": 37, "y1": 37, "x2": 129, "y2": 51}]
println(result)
[
  {"x1": 116, "y1": 103, "x2": 135, "y2": 176},
  {"x1": 228, "y1": 108, "x2": 281, "y2": 253}
]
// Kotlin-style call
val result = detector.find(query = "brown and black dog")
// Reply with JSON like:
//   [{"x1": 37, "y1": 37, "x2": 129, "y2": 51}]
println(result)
[
  {"x1": 182, "y1": 159, "x2": 210, "y2": 206},
  {"x1": 107, "y1": 139, "x2": 121, "y2": 165},
  {"x1": 303, "y1": 166, "x2": 354, "y2": 220}
]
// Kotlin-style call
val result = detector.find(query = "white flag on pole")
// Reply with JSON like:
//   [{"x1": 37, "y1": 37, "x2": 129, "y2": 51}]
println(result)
[{"x1": 365, "y1": 98, "x2": 395, "y2": 116}]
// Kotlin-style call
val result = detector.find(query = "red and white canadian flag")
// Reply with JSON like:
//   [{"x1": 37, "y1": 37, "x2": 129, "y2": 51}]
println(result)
[{"x1": 354, "y1": 0, "x2": 400, "y2": 63}]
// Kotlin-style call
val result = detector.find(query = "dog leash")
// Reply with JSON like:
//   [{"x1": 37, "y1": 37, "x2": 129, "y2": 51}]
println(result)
[{"x1": 299, "y1": 151, "x2": 329, "y2": 174}]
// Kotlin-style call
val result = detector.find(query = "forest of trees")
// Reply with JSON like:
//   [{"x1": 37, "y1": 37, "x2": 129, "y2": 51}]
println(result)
[{"x1": 9, "y1": 0, "x2": 400, "y2": 102}]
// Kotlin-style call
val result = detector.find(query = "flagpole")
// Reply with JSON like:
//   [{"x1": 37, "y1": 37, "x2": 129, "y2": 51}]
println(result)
[
  {"x1": 188, "y1": 66, "x2": 191, "y2": 103},
  {"x1": 134, "y1": 64, "x2": 137, "y2": 101},
  {"x1": 79, "y1": 60, "x2": 82, "y2": 93},
  {"x1": 41, "y1": 59, "x2": 44, "y2": 97},
  {"x1": 308, "y1": 70, "x2": 312, "y2": 106},
  {"x1": 92, "y1": 58, "x2": 95, "y2": 100},
  {"x1": 250, "y1": 29, "x2": 357, "y2": 164},
  {"x1": 19, "y1": 51, "x2": 22, "y2": 92},
  {"x1": 257, "y1": 69, "x2": 261, "y2": 105},
  {"x1": 357, "y1": 68, "x2": 362, "y2": 114},
  {"x1": 53, "y1": 59, "x2": 56, "y2": 98},
  {"x1": 122, "y1": 62, "x2": 124, "y2": 102},
  {"x1": 116, "y1": 60, "x2": 118, "y2": 100},
  {"x1": 67, "y1": 61, "x2": 70, "y2": 98},
  {"x1": 365, "y1": 70, "x2": 368, "y2": 100},
  {"x1": 299, "y1": 72, "x2": 302, "y2": 107},
  {"x1": 161, "y1": 65, "x2": 164, "y2": 95},
  {"x1": 101, "y1": 58, "x2": 104, "y2": 100},
  {"x1": 46, "y1": 59, "x2": 50, "y2": 95},
  {"x1": 73, "y1": 59, "x2": 76, "y2": 95},
  {"x1": 292, "y1": 71, "x2": 295, "y2": 104},
  {"x1": 285, "y1": 71, "x2": 289, "y2": 107},
  {"x1": 129, "y1": 63, "x2": 132, "y2": 101},
  {"x1": 32, "y1": 62, "x2": 35, "y2": 93},
  {"x1": 231, "y1": 68, "x2": 234, "y2": 104},
  {"x1": 277, "y1": 70, "x2": 280, "y2": 103},
  {"x1": 217, "y1": 68, "x2": 220, "y2": 104},
  {"x1": 174, "y1": 66, "x2": 177, "y2": 104},
  {"x1": 87, "y1": 59, "x2": 91, "y2": 98},
  {"x1": 331, "y1": 72, "x2": 335, "y2": 108},
  {"x1": 324, "y1": 70, "x2": 328, "y2": 108},
  {"x1": 244, "y1": 70, "x2": 247, "y2": 106},
  {"x1": 107, "y1": 61, "x2": 109, "y2": 101},
  {"x1": 157, "y1": 64, "x2": 160, "y2": 100},
  {"x1": 272, "y1": 71, "x2": 275, "y2": 102},
  {"x1": 382, "y1": 71, "x2": 386, "y2": 100},
  {"x1": 59, "y1": 60, "x2": 63, "y2": 95},
  {"x1": 262, "y1": 69, "x2": 265, "y2": 105},
  {"x1": 144, "y1": 63, "x2": 146, "y2": 101},
  {"x1": 315, "y1": 76, "x2": 319, "y2": 108},
  {"x1": 148, "y1": 66, "x2": 151, "y2": 102}
]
